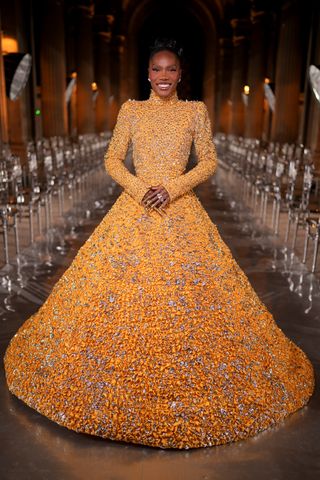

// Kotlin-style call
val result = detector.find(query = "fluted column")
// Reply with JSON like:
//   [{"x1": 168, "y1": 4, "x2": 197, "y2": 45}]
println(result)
[
  {"x1": 230, "y1": 19, "x2": 250, "y2": 136},
  {"x1": 94, "y1": 6, "x2": 116, "y2": 132},
  {"x1": 216, "y1": 38, "x2": 233, "y2": 134},
  {"x1": 40, "y1": 0, "x2": 67, "y2": 137},
  {"x1": 118, "y1": 35, "x2": 128, "y2": 106},
  {"x1": 108, "y1": 37, "x2": 122, "y2": 129},
  {"x1": 305, "y1": 4, "x2": 320, "y2": 169},
  {"x1": 95, "y1": 32, "x2": 112, "y2": 132},
  {"x1": 261, "y1": 10, "x2": 277, "y2": 142},
  {"x1": 245, "y1": 10, "x2": 268, "y2": 139},
  {"x1": 0, "y1": 15, "x2": 9, "y2": 148},
  {"x1": 271, "y1": 1, "x2": 302, "y2": 143},
  {"x1": 1, "y1": 0, "x2": 31, "y2": 159},
  {"x1": 75, "y1": 4, "x2": 95, "y2": 134}
]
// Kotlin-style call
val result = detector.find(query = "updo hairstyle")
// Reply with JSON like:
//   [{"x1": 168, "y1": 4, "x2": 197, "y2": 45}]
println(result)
[{"x1": 148, "y1": 37, "x2": 184, "y2": 65}]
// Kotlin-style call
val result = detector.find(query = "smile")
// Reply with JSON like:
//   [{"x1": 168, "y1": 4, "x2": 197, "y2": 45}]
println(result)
[{"x1": 157, "y1": 84, "x2": 172, "y2": 90}]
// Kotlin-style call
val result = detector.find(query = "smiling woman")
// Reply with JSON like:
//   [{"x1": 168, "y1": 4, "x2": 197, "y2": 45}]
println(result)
[
  {"x1": 140, "y1": 38, "x2": 184, "y2": 214},
  {"x1": 148, "y1": 37, "x2": 182, "y2": 98},
  {"x1": 3, "y1": 35, "x2": 315, "y2": 451}
]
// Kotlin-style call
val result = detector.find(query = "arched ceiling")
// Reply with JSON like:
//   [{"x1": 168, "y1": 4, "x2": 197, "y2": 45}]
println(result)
[
  {"x1": 90, "y1": 0, "x2": 278, "y2": 119},
  {"x1": 122, "y1": 0, "x2": 220, "y2": 102},
  {"x1": 123, "y1": 0, "x2": 224, "y2": 26}
]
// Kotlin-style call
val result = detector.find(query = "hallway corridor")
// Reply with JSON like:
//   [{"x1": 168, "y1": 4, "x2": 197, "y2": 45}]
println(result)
[{"x1": 1, "y1": 0, "x2": 319, "y2": 477}]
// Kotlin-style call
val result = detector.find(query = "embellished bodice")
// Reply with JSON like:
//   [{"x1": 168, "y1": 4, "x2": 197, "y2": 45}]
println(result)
[
  {"x1": 104, "y1": 88, "x2": 217, "y2": 204},
  {"x1": 130, "y1": 90, "x2": 194, "y2": 184}
]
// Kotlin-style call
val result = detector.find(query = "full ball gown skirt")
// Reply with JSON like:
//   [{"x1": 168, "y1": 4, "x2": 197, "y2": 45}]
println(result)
[{"x1": 4, "y1": 89, "x2": 315, "y2": 449}]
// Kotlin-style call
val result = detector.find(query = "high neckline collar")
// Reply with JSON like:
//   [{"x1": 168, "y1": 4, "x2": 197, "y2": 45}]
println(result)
[{"x1": 148, "y1": 88, "x2": 179, "y2": 105}]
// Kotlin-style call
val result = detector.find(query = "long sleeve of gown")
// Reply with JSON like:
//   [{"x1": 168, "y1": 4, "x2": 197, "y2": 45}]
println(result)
[
  {"x1": 104, "y1": 100, "x2": 149, "y2": 204},
  {"x1": 162, "y1": 101, "x2": 217, "y2": 203}
]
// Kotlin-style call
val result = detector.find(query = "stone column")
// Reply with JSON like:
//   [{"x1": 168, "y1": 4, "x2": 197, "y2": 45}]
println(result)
[
  {"x1": 261, "y1": 11, "x2": 277, "y2": 142},
  {"x1": 230, "y1": 19, "x2": 250, "y2": 137},
  {"x1": 108, "y1": 37, "x2": 122, "y2": 129},
  {"x1": 117, "y1": 34, "x2": 128, "y2": 107},
  {"x1": 40, "y1": 0, "x2": 68, "y2": 137},
  {"x1": 216, "y1": 38, "x2": 233, "y2": 134},
  {"x1": 75, "y1": 4, "x2": 95, "y2": 134},
  {"x1": 1, "y1": 0, "x2": 31, "y2": 159},
  {"x1": 0, "y1": 14, "x2": 9, "y2": 149},
  {"x1": 95, "y1": 32, "x2": 112, "y2": 132},
  {"x1": 305, "y1": 4, "x2": 320, "y2": 170},
  {"x1": 245, "y1": 10, "x2": 269, "y2": 139},
  {"x1": 271, "y1": 1, "x2": 302, "y2": 143}
]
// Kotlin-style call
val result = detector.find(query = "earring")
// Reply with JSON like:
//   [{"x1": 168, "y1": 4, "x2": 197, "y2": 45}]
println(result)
[
  {"x1": 178, "y1": 78, "x2": 181, "y2": 82},
  {"x1": 148, "y1": 78, "x2": 151, "y2": 82}
]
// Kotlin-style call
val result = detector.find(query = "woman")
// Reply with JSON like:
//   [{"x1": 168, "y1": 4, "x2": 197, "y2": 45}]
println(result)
[{"x1": 3, "y1": 38, "x2": 315, "y2": 449}]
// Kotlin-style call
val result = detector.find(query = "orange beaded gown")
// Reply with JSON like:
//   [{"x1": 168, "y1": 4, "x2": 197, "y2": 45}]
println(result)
[{"x1": 4, "y1": 89, "x2": 315, "y2": 449}]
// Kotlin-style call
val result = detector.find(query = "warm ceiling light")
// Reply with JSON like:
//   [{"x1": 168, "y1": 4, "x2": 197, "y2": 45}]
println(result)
[
  {"x1": 2, "y1": 36, "x2": 18, "y2": 54},
  {"x1": 243, "y1": 85, "x2": 250, "y2": 95},
  {"x1": 71, "y1": 71, "x2": 77, "y2": 78},
  {"x1": 91, "y1": 82, "x2": 98, "y2": 91},
  {"x1": 106, "y1": 14, "x2": 115, "y2": 25},
  {"x1": 264, "y1": 77, "x2": 271, "y2": 84}
]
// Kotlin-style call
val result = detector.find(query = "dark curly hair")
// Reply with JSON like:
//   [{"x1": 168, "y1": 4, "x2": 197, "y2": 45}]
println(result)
[{"x1": 148, "y1": 37, "x2": 184, "y2": 64}]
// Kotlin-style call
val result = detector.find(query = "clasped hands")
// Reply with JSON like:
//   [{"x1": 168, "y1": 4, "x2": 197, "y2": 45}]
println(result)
[{"x1": 141, "y1": 184, "x2": 170, "y2": 216}]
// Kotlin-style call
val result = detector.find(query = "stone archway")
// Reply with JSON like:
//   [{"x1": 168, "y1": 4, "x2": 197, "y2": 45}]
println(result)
[{"x1": 121, "y1": 0, "x2": 221, "y2": 125}]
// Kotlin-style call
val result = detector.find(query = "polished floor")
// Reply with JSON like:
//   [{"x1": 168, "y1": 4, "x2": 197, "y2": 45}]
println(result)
[{"x1": 0, "y1": 169, "x2": 319, "y2": 480}]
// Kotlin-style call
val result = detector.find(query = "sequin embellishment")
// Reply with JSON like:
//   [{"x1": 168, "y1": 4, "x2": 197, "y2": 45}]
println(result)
[{"x1": 3, "y1": 88, "x2": 315, "y2": 450}]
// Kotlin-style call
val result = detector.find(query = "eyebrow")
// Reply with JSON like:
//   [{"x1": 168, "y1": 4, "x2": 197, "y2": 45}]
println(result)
[{"x1": 151, "y1": 64, "x2": 177, "y2": 67}]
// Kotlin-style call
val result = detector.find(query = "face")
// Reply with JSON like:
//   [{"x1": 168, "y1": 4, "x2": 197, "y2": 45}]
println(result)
[{"x1": 148, "y1": 50, "x2": 181, "y2": 98}]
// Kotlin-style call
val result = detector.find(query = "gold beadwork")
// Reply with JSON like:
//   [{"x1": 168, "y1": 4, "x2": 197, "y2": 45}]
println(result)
[
  {"x1": 104, "y1": 88, "x2": 217, "y2": 206},
  {"x1": 3, "y1": 88, "x2": 315, "y2": 450}
]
